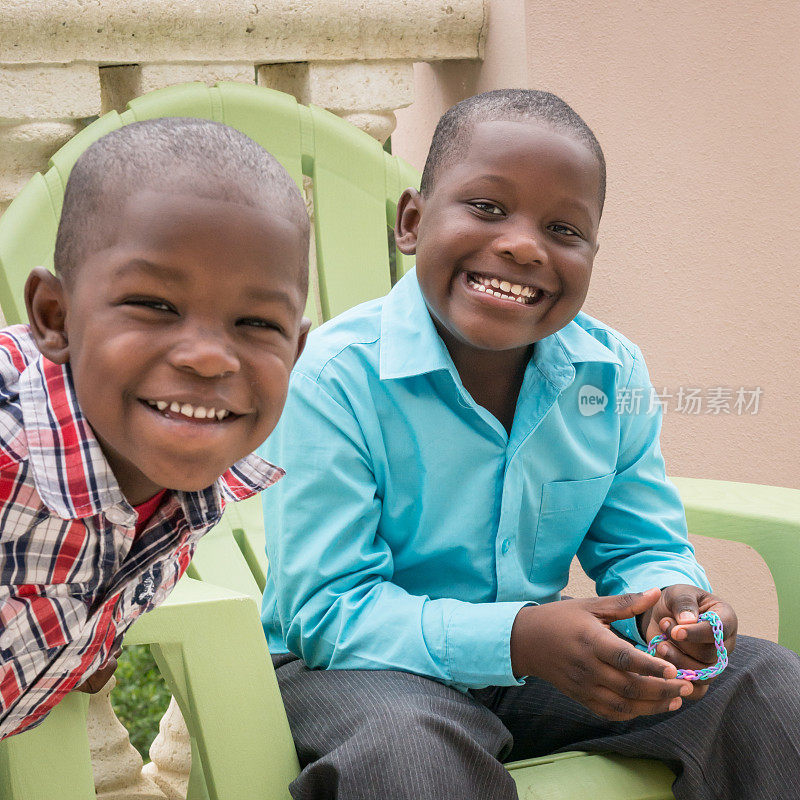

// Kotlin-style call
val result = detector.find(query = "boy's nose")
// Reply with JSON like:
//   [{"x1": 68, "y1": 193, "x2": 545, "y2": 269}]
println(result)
[
  {"x1": 493, "y1": 229, "x2": 547, "y2": 266},
  {"x1": 168, "y1": 330, "x2": 240, "y2": 378}
]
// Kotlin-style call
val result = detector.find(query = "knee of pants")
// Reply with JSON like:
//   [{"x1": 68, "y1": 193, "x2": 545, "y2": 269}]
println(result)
[{"x1": 351, "y1": 703, "x2": 512, "y2": 767}]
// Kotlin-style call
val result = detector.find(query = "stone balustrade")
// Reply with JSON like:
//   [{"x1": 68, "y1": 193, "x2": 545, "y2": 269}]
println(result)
[{"x1": 0, "y1": 1, "x2": 485, "y2": 795}]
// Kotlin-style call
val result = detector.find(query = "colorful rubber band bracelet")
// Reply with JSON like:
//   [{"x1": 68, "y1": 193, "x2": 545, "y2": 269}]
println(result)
[{"x1": 646, "y1": 610, "x2": 728, "y2": 681}]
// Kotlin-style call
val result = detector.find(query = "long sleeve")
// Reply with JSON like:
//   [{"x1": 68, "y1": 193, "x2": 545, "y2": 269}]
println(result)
[
  {"x1": 260, "y1": 372, "x2": 528, "y2": 689},
  {"x1": 577, "y1": 345, "x2": 711, "y2": 644}
]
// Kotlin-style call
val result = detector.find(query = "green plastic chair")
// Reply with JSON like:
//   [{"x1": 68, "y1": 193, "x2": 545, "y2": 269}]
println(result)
[{"x1": 0, "y1": 82, "x2": 798, "y2": 800}]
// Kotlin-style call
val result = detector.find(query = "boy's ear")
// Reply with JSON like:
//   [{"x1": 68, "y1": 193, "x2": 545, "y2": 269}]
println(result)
[
  {"x1": 293, "y1": 316, "x2": 312, "y2": 365},
  {"x1": 394, "y1": 188, "x2": 424, "y2": 256},
  {"x1": 25, "y1": 267, "x2": 70, "y2": 364}
]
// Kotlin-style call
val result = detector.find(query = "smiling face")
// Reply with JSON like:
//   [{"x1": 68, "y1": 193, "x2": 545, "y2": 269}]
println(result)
[
  {"x1": 27, "y1": 188, "x2": 309, "y2": 504},
  {"x1": 396, "y1": 119, "x2": 603, "y2": 368}
]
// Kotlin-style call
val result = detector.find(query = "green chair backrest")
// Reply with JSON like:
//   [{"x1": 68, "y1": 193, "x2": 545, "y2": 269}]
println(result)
[{"x1": 0, "y1": 81, "x2": 420, "y2": 328}]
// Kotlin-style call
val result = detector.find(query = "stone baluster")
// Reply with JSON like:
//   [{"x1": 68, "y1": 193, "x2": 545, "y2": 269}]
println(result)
[
  {"x1": 141, "y1": 697, "x2": 193, "y2": 800},
  {"x1": 86, "y1": 676, "x2": 168, "y2": 800}
]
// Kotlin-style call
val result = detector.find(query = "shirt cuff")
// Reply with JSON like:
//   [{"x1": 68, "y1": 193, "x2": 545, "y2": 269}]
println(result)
[
  {"x1": 445, "y1": 601, "x2": 531, "y2": 687},
  {"x1": 613, "y1": 617, "x2": 646, "y2": 646}
]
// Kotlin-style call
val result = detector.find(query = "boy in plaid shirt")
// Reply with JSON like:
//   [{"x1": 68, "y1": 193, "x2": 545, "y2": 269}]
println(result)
[{"x1": 0, "y1": 117, "x2": 311, "y2": 739}]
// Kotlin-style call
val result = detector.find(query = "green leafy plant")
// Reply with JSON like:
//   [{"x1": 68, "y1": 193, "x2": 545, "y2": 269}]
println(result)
[{"x1": 110, "y1": 645, "x2": 171, "y2": 760}]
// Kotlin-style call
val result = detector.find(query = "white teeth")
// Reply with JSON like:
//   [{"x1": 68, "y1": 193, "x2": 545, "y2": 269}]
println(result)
[
  {"x1": 468, "y1": 274, "x2": 543, "y2": 304},
  {"x1": 150, "y1": 399, "x2": 231, "y2": 420}
]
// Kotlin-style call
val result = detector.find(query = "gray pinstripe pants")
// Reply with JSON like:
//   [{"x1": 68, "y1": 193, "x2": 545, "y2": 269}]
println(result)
[{"x1": 272, "y1": 636, "x2": 800, "y2": 799}]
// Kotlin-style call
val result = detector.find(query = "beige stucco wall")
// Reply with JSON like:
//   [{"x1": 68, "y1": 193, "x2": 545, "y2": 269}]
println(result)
[{"x1": 392, "y1": 0, "x2": 799, "y2": 640}]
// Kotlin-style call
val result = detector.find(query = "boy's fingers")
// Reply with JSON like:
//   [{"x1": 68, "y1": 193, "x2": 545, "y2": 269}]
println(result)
[
  {"x1": 665, "y1": 588, "x2": 700, "y2": 625},
  {"x1": 589, "y1": 685, "x2": 686, "y2": 721},
  {"x1": 596, "y1": 664, "x2": 692, "y2": 703},
  {"x1": 669, "y1": 621, "x2": 715, "y2": 644},
  {"x1": 596, "y1": 588, "x2": 661, "y2": 623},
  {"x1": 595, "y1": 634, "x2": 676, "y2": 679}
]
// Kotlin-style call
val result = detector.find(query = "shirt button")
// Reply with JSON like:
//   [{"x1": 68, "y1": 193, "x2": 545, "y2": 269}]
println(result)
[
  {"x1": 105, "y1": 505, "x2": 129, "y2": 525},
  {"x1": 501, "y1": 539, "x2": 511, "y2": 555}
]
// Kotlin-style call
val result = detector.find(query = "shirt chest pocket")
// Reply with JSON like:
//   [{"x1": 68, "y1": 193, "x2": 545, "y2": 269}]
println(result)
[{"x1": 529, "y1": 472, "x2": 616, "y2": 593}]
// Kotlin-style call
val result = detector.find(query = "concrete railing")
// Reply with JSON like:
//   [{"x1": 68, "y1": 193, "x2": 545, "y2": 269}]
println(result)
[{"x1": 0, "y1": 1, "x2": 485, "y2": 795}]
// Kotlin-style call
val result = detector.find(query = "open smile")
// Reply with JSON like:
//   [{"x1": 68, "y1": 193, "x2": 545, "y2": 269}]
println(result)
[
  {"x1": 140, "y1": 398, "x2": 240, "y2": 424},
  {"x1": 464, "y1": 272, "x2": 551, "y2": 306}
]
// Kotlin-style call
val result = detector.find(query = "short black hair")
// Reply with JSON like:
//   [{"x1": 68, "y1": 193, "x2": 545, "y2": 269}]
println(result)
[
  {"x1": 54, "y1": 117, "x2": 310, "y2": 291},
  {"x1": 420, "y1": 89, "x2": 606, "y2": 211}
]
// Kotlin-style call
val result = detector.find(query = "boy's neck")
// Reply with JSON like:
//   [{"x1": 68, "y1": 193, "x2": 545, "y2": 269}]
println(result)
[{"x1": 448, "y1": 342, "x2": 533, "y2": 435}]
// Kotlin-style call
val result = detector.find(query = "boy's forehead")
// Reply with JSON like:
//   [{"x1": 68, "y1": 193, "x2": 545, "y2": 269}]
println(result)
[
  {"x1": 452, "y1": 119, "x2": 597, "y2": 177},
  {"x1": 434, "y1": 119, "x2": 603, "y2": 207},
  {"x1": 74, "y1": 187, "x2": 308, "y2": 294}
]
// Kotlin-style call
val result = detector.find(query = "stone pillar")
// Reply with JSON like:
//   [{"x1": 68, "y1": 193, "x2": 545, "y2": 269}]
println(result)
[
  {"x1": 258, "y1": 60, "x2": 414, "y2": 143},
  {"x1": 0, "y1": 63, "x2": 101, "y2": 213},
  {"x1": 100, "y1": 63, "x2": 257, "y2": 114}
]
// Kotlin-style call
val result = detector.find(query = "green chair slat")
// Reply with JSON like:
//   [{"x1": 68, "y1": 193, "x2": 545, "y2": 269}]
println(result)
[
  {"x1": 0, "y1": 692, "x2": 94, "y2": 799},
  {"x1": 123, "y1": 81, "x2": 217, "y2": 123},
  {"x1": 307, "y1": 104, "x2": 393, "y2": 320},
  {"x1": 186, "y1": 515, "x2": 263, "y2": 605},
  {"x1": 216, "y1": 82, "x2": 306, "y2": 189},
  {"x1": 225, "y1": 494, "x2": 269, "y2": 591},
  {"x1": 0, "y1": 173, "x2": 59, "y2": 323}
]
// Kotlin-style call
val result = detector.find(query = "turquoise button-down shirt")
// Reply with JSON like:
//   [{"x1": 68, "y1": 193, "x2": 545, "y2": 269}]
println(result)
[{"x1": 260, "y1": 270, "x2": 710, "y2": 690}]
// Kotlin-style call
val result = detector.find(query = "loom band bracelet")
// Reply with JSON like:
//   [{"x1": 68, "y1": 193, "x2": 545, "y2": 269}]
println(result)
[{"x1": 646, "y1": 610, "x2": 729, "y2": 681}]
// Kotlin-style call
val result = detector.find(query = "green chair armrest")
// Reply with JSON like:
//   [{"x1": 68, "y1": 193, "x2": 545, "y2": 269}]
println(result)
[
  {"x1": 125, "y1": 576, "x2": 299, "y2": 800},
  {"x1": 671, "y1": 477, "x2": 800, "y2": 654}
]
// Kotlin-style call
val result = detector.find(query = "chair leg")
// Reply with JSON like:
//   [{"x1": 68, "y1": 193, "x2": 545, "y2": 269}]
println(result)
[{"x1": 0, "y1": 692, "x2": 95, "y2": 800}]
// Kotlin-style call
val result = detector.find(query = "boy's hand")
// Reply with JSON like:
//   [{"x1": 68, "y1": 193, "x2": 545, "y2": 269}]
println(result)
[
  {"x1": 510, "y1": 588, "x2": 693, "y2": 721},
  {"x1": 637, "y1": 584, "x2": 738, "y2": 700},
  {"x1": 74, "y1": 646, "x2": 122, "y2": 694}
]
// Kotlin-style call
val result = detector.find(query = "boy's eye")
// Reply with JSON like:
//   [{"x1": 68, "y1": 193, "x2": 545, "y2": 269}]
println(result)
[
  {"x1": 124, "y1": 298, "x2": 176, "y2": 313},
  {"x1": 549, "y1": 223, "x2": 580, "y2": 237},
  {"x1": 238, "y1": 318, "x2": 285, "y2": 335},
  {"x1": 469, "y1": 201, "x2": 504, "y2": 216}
]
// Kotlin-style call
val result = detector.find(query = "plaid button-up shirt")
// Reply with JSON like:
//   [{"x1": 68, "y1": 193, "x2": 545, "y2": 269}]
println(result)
[{"x1": 0, "y1": 325, "x2": 283, "y2": 739}]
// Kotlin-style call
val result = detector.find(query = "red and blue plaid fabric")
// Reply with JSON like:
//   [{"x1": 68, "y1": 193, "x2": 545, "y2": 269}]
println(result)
[{"x1": 0, "y1": 324, "x2": 283, "y2": 740}]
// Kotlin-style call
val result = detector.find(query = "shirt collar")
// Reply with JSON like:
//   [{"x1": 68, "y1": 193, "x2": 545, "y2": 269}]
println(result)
[
  {"x1": 379, "y1": 269, "x2": 622, "y2": 385},
  {"x1": 379, "y1": 269, "x2": 453, "y2": 380},
  {"x1": 19, "y1": 352, "x2": 282, "y2": 523}
]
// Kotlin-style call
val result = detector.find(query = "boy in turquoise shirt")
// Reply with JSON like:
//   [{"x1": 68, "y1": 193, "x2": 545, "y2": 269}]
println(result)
[{"x1": 261, "y1": 90, "x2": 800, "y2": 799}]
